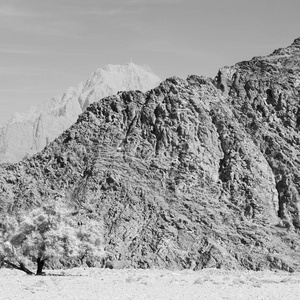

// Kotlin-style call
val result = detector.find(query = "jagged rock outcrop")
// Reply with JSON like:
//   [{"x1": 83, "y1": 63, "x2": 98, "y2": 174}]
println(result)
[
  {"x1": 1, "y1": 39, "x2": 300, "y2": 272},
  {"x1": 214, "y1": 37, "x2": 300, "y2": 230},
  {"x1": 0, "y1": 63, "x2": 161, "y2": 163}
]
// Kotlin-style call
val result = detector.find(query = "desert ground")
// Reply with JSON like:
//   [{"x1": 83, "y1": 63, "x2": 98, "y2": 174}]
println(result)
[{"x1": 0, "y1": 268, "x2": 299, "y2": 300}]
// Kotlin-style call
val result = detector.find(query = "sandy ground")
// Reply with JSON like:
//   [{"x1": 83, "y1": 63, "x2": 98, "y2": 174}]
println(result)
[{"x1": 0, "y1": 268, "x2": 299, "y2": 300}]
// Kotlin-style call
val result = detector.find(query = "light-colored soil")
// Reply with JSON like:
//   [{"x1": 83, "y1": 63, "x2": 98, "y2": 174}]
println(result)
[{"x1": 0, "y1": 268, "x2": 299, "y2": 300}]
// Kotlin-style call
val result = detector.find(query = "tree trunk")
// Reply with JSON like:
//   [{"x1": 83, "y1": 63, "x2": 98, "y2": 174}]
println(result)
[
  {"x1": 36, "y1": 257, "x2": 46, "y2": 275},
  {"x1": 4, "y1": 260, "x2": 34, "y2": 275},
  {"x1": 19, "y1": 262, "x2": 35, "y2": 275}
]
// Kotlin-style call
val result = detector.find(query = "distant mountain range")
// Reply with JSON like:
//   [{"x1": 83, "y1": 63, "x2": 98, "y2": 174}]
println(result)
[{"x1": 0, "y1": 63, "x2": 161, "y2": 163}]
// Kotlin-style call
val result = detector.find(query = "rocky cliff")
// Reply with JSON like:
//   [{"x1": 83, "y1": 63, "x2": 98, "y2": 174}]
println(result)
[
  {"x1": 1, "y1": 39, "x2": 300, "y2": 272},
  {"x1": 0, "y1": 63, "x2": 161, "y2": 163}
]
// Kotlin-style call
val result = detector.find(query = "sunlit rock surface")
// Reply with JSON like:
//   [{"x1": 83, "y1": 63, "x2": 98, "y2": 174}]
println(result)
[{"x1": 1, "y1": 39, "x2": 300, "y2": 272}]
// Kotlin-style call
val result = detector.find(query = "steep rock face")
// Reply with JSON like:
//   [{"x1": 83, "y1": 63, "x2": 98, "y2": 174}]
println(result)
[
  {"x1": 214, "y1": 37, "x2": 300, "y2": 230},
  {"x1": 0, "y1": 63, "x2": 161, "y2": 163},
  {"x1": 1, "y1": 39, "x2": 300, "y2": 272}
]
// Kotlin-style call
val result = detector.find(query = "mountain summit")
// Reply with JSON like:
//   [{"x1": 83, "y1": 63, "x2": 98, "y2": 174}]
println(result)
[
  {"x1": 0, "y1": 63, "x2": 161, "y2": 163},
  {"x1": 1, "y1": 39, "x2": 300, "y2": 271}
]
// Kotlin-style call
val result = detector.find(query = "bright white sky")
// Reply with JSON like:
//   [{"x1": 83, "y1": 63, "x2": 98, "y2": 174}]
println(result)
[{"x1": 0, "y1": 0, "x2": 300, "y2": 123}]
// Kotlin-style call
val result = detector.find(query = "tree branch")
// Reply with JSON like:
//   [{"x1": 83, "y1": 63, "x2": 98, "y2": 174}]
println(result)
[{"x1": 3, "y1": 260, "x2": 34, "y2": 275}]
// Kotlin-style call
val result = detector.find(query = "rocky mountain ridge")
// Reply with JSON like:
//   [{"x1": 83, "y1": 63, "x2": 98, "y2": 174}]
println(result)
[
  {"x1": 1, "y1": 39, "x2": 300, "y2": 271},
  {"x1": 0, "y1": 63, "x2": 161, "y2": 163}
]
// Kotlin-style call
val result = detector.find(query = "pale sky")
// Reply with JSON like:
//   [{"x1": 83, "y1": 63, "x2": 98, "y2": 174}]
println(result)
[{"x1": 0, "y1": 0, "x2": 300, "y2": 123}]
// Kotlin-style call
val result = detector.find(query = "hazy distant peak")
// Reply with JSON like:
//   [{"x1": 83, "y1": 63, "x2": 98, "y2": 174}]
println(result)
[
  {"x1": 91, "y1": 63, "x2": 160, "y2": 84},
  {"x1": 0, "y1": 63, "x2": 161, "y2": 163}
]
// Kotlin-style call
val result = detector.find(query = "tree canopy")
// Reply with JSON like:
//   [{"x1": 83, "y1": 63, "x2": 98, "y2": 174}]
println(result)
[{"x1": 0, "y1": 201, "x2": 105, "y2": 275}]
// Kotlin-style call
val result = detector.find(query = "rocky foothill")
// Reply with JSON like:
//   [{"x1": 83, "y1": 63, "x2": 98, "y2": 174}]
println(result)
[{"x1": 1, "y1": 39, "x2": 300, "y2": 272}]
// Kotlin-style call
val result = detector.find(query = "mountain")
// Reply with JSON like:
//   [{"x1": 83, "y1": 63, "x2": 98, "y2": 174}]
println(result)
[
  {"x1": 1, "y1": 38, "x2": 300, "y2": 272},
  {"x1": 0, "y1": 63, "x2": 161, "y2": 163}
]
